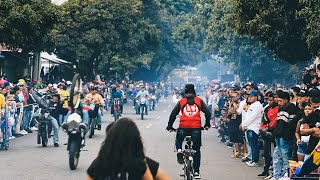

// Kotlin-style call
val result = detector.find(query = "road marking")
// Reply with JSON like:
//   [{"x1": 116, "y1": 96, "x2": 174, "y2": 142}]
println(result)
[
  {"x1": 145, "y1": 124, "x2": 152, "y2": 128},
  {"x1": 163, "y1": 110, "x2": 167, "y2": 112},
  {"x1": 168, "y1": 105, "x2": 171, "y2": 108},
  {"x1": 156, "y1": 116, "x2": 160, "y2": 119}
]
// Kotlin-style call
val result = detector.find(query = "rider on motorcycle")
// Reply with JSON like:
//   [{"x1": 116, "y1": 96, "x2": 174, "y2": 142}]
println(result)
[
  {"x1": 84, "y1": 86, "x2": 104, "y2": 130},
  {"x1": 136, "y1": 85, "x2": 149, "y2": 115},
  {"x1": 50, "y1": 94, "x2": 62, "y2": 147},
  {"x1": 110, "y1": 85, "x2": 124, "y2": 115},
  {"x1": 166, "y1": 84, "x2": 211, "y2": 179}
]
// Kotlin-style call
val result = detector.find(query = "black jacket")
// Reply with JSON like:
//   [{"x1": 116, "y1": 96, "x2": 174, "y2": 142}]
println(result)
[{"x1": 273, "y1": 103, "x2": 300, "y2": 140}]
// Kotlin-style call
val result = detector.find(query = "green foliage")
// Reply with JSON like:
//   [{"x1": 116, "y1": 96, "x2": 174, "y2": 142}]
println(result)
[
  {"x1": 0, "y1": 0, "x2": 59, "y2": 52},
  {"x1": 52, "y1": 0, "x2": 159, "y2": 78},
  {"x1": 233, "y1": 0, "x2": 312, "y2": 63}
]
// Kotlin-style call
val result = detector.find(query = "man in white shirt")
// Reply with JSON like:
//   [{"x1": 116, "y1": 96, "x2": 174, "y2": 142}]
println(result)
[
  {"x1": 241, "y1": 90, "x2": 263, "y2": 167},
  {"x1": 237, "y1": 92, "x2": 250, "y2": 161}
]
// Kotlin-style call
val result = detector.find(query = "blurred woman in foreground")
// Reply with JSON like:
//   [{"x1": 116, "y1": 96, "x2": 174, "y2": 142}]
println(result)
[{"x1": 87, "y1": 118, "x2": 170, "y2": 180}]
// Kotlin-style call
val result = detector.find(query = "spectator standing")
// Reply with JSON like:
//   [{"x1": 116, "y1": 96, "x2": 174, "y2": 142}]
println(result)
[
  {"x1": 242, "y1": 90, "x2": 263, "y2": 167},
  {"x1": 272, "y1": 90, "x2": 299, "y2": 179},
  {"x1": 257, "y1": 92, "x2": 279, "y2": 177}
]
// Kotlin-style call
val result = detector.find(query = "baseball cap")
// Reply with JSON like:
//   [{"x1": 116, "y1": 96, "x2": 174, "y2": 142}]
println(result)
[
  {"x1": 249, "y1": 90, "x2": 258, "y2": 96},
  {"x1": 66, "y1": 81, "x2": 72, "y2": 85},
  {"x1": 297, "y1": 89, "x2": 309, "y2": 97},
  {"x1": 17, "y1": 82, "x2": 25, "y2": 86}
]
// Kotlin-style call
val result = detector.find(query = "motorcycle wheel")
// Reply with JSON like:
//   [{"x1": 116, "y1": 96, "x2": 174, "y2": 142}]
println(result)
[
  {"x1": 41, "y1": 131, "x2": 48, "y2": 147},
  {"x1": 114, "y1": 109, "x2": 119, "y2": 121},
  {"x1": 141, "y1": 106, "x2": 144, "y2": 120},
  {"x1": 70, "y1": 73, "x2": 82, "y2": 113},
  {"x1": 69, "y1": 140, "x2": 80, "y2": 170},
  {"x1": 37, "y1": 131, "x2": 41, "y2": 144},
  {"x1": 89, "y1": 118, "x2": 95, "y2": 139}
]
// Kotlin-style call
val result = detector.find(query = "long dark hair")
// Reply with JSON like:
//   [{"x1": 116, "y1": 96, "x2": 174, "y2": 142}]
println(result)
[{"x1": 94, "y1": 118, "x2": 145, "y2": 180}]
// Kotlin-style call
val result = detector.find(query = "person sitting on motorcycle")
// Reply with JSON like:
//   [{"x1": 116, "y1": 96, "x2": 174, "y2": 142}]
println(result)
[
  {"x1": 136, "y1": 85, "x2": 149, "y2": 115},
  {"x1": 50, "y1": 94, "x2": 62, "y2": 147},
  {"x1": 85, "y1": 86, "x2": 104, "y2": 130},
  {"x1": 132, "y1": 85, "x2": 140, "y2": 108},
  {"x1": 110, "y1": 85, "x2": 124, "y2": 116},
  {"x1": 166, "y1": 84, "x2": 211, "y2": 179}
]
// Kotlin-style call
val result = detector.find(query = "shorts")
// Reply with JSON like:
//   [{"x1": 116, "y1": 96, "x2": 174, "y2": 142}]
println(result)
[
  {"x1": 297, "y1": 141, "x2": 308, "y2": 155},
  {"x1": 229, "y1": 130, "x2": 244, "y2": 144}
]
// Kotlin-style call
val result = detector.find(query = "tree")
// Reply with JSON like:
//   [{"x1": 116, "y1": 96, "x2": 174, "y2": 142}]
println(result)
[
  {"x1": 233, "y1": 0, "x2": 312, "y2": 63},
  {"x1": 52, "y1": 0, "x2": 159, "y2": 79},
  {"x1": 0, "y1": 0, "x2": 60, "y2": 80}
]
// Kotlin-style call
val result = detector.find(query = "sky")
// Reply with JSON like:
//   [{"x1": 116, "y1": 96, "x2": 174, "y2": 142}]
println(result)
[{"x1": 51, "y1": 0, "x2": 68, "y2": 5}]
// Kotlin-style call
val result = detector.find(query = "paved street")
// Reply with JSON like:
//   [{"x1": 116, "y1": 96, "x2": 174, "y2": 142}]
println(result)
[{"x1": 0, "y1": 97, "x2": 262, "y2": 180}]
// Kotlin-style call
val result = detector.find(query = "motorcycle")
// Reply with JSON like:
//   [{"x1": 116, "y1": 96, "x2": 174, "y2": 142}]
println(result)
[
  {"x1": 31, "y1": 91, "x2": 53, "y2": 147},
  {"x1": 149, "y1": 94, "x2": 156, "y2": 111},
  {"x1": 88, "y1": 103, "x2": 99, "y2": 139},
  {"x1": 134, "y1": 98, "x2": 140, "y2": 114},
  {"x1": 139, "y1": 96, "x2": 148, "y2": 120},
  {"x1": 113, "y1": 98, "x2": 120, "y2": 121},
  {"x1": 62, "y1": 73, "x2": 86, "y2": 170}
]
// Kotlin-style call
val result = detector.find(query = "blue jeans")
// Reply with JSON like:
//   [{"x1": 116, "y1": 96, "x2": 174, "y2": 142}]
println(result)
[
  {"x1": 176, "y1": 128, "x2": 201, "y2": 173},
  {"x1": 273, "y1": 138, "x2": 292, "y2": 178},
  {"x1": 50, "y1": 116, "x2": 59, "y2": 144},
  {"x1": 104, "y1": 98, "x2": 109, "y2": 110},
  {"x1": 246, "y1": 130, "x2": 259, "y2": 163},
  {"x1": 96, "y1": 109, "x2": 101, "y2": 125},
  {"x1": 21, "y1": 110, "x2": 32, "y2": 130}
]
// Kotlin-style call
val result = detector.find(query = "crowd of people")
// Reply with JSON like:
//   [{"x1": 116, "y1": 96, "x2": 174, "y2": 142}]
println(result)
[
  {"x1": 0, "y1": 74, "x2": 173, "y2": 147},
  {"x1": 203, "y1": 67, "x2": 320, "y2": 179}
]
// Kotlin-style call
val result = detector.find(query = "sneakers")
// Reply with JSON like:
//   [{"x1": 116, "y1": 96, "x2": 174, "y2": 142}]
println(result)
[
  {"x1": 54, "y1": 143, "x2": 60, "y2": 147},
  {"x1": 268, "y1": 177, "x2": 277, "y2": 180},
  {"x1": 14, "y1": 133, "x2": 23, "y2": 137},
  {"x1": 27, "y1": 129, "x2": 33, "y2": 133},
  {"x1": 97, "y1": 124, "x2": 101, "y2": 130},
  {"x1": 219, "y1": 138, "x2": 226, "y2": 143},
  {"x1": 20, "y1": 130, "x2": 28, "y2": 135},
  {"x1": 242, "y1": 155, "x2": 251, "y2": 162},
  {"x1": 246, "y1": 161, "x2": 259, "y2": 167},
  {"x1": 9, "y1": 136, "x2": 15, "y2": 140},
  {"x1": 177, "y1": 149, "x2": 184, "y2": 164},
  {"x1": 257, "y1": 172, "x2": 269, "y2": 178},
  {"x1": 31, "y1": 126, "x2": 38, "y2": 131},
  {"x1": 226, "y1": 143, "x2": 233, "y2": 149},
  {"x1": 231, "y1": 151, "x2": 240, "y2": 158},
  {"x1": 264, "y1": 174, "x2": 273, "y2": 180},
  {"x1": 194, "y1": 172, "x2": 201, "y2": 179}
]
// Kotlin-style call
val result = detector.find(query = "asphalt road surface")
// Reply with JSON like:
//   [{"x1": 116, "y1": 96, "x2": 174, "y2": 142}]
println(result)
[{"x1": 0, "y1": 97, "x2": 262, "y2": 180}]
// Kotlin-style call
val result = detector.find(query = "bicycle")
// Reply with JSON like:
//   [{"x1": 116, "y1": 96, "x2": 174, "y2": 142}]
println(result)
[{"x1": 169, "y1": 127, "x2": 206, "y2": 180}]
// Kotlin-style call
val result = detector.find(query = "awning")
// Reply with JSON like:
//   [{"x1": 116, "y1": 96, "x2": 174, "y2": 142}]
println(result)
[{"x1": 41, "y1": 52, "x2": 71, "y2": 64}]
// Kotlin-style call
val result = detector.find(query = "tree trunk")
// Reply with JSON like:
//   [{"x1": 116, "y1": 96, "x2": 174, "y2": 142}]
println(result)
[{"x1": 32, "y1": 50, "x2": 41, "y2": 81}]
